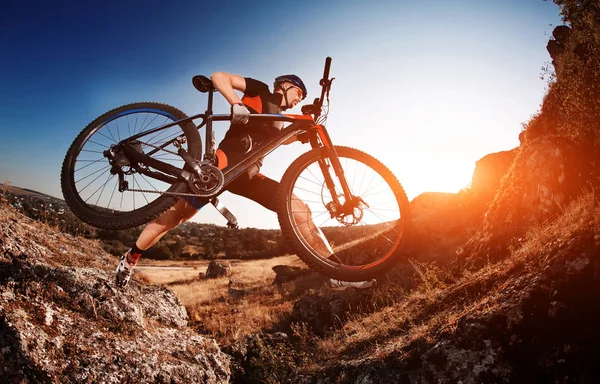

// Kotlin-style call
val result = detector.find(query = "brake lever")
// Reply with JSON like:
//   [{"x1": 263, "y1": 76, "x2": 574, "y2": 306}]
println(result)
[{"x1": 326, "y1": 78, "x2": 335, "y2": 99}]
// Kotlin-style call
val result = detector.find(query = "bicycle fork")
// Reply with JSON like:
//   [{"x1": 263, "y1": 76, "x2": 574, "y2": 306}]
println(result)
[{"x1": 310, "y1": 125, "x2": 366, "y2": 222}]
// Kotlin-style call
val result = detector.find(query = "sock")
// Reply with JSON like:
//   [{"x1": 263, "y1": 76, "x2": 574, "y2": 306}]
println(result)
[{"x1": 126, "y1": 244, "x2": 144, "y2": 266}]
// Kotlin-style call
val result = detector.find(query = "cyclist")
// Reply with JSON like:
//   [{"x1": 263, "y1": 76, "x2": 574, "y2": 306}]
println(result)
[{"x1": 115, "y1": 72, "x2": 375, "y2": 290}]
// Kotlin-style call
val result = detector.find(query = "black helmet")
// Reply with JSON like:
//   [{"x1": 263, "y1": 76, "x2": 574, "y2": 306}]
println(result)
[{"x1": 274, "y1": 74, "x2": 307, "y2": 100}]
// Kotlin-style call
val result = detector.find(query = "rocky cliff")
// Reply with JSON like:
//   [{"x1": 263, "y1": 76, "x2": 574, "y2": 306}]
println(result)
[{"x1": 0, "y1": 204, "x2": 230, "y2": 383}]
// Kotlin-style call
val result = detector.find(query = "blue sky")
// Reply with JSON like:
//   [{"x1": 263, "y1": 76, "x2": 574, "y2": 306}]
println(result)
[{"x1": 0, "y1": 0, "x2": 562, "y2": 228}]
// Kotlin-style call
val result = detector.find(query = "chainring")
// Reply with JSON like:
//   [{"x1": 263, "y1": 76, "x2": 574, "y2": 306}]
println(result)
[{"x1": 188, "y1": 164, "x2": 224, "y2": 197}]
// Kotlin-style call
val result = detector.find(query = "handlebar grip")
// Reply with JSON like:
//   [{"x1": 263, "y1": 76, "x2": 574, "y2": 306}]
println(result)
[{"x1": 323, "y1": 57, "x2": 332, "y2": 80}]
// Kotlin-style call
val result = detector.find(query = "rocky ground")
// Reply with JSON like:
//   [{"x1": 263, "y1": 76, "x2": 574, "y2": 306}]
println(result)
[
  {"x1": 296, "y1": 192, "x2": 599, "y2": 383},
  {"x1": 0, "y1": 204, "x2": 230, "y2": 383}
]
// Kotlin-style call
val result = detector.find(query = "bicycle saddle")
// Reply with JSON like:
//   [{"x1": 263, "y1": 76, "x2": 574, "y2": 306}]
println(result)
[{"x1": 192, "y1": 75, "x2": 216, "y2": 93}]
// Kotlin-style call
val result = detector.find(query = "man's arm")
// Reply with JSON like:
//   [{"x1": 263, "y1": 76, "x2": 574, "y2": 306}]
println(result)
[{"x1": 210, "y1": 72, "x2": 247, "y2": 106}]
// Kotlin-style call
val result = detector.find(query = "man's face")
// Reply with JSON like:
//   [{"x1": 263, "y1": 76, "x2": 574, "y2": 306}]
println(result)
[{"x1": 284, "y1": 85, "x2": 303, "y2": 109}]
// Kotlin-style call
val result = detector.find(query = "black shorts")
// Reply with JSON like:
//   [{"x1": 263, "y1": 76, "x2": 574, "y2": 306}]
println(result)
[{"x1": 183, "y1": 135, "x2": 279, "y2": 212}]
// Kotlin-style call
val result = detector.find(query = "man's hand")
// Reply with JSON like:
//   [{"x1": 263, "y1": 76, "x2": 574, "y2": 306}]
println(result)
[{"x1": 231, "y1": 103, "x2": 250, "y2": 124}]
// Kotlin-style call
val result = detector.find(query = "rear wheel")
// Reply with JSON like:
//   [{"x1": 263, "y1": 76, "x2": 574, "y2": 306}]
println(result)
[
  {"x1": 60, "y1": 102, "x2": 202, "y2": 230},
  {"x1": 277, "y1": 146, "x2": 411, "y2": 281}
]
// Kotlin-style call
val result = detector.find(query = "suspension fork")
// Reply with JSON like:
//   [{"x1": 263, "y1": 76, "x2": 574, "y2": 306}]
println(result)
[{"x1": 309, "y1": 125, "x2": 355, "y2": 208}]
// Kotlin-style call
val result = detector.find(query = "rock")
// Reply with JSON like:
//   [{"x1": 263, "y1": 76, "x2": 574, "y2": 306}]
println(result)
[
  {"x1": 0, "y1": 204, "x2": 230, "y2": 383},
  {"x1": 272, "y1": 265, "x2": 310, "y2": 285},
  {"x1": 547, "y1": 25, "x2": 572, "y2": 71},
  {"x1": 406, "y1": 149, "x2": 516, "y2": 261},
  {"x1": 205, "y1": 260, "x2": 232, "y2": 279},
  {"x1": 291, "y1": 288, "x2": 375, "y2": 336},
  {"x1": 223, "y1": 332, "x2": 307, "y2": 383},
  {"x1": 460, "y1": 136, "x2": 589, "y2": 266},
  {"x1": 227, "y1": 287, "x2": 245, "y2": 298},
  {"x1": 470, "y1": 149, "x2": 517, "y2": 200}
]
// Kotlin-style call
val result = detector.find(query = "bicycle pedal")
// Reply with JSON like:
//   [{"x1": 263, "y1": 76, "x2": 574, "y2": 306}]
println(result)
[{"x1": 211, "y1": 198, "x2": 239, "y2": 229}]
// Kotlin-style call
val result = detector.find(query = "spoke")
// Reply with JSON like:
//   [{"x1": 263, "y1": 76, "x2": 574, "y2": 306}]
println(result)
[
  {"x1": 367, "y1": 207, "x2": 400, "y2": 213},
  {"x1": 352, "y1": 158, "x2": 358, "y2": 193},
  {"x1": 305, "y1": 166, "x2": 325, "y2": 187},
  {"x1": 75, "y1": 165, "x2": 111, "y2": 184},
  {"x1": 134, "y1": 113, "x2": 140, "y2": 135},
  {"x1": 127, "y1": 115, "x2": 132, "y2": 137},
  {"x1": 291, "y1": 210, "x2": 330, "y2": 230},
  {"x1": 149, "y1": 130, "x2": 185, "y2": 148},
  {"x1": 95, "y1": 173, "x2": 113, "y2": 206},
  {"x1": 79, "y1": 167, "x2": 111, "y2": 194},
  {"x1": 328, "y1": 252, "x2": 346, "y2": 265},
  {"x1": 145, "y1": 116, "x2": 172, "y2": 144},
  {"x1": 75, "y1": 158, "x2": 105, "y2": 172},
  {"x1": 81, "y1": 149, "x2": 104, "y2": 154},
  {"x1": 76, "y1": 159, "x2": 103, "y2": 163},
  {"x1": 134, "y1": 113, "x2": 149, "y2": 135},
  {"x1": 104, "y1": 122, "x2": 118, "y2": 143},
  {"x1": 378, "y1": 231, "x2": 397, "y2": 246},
  {"x1": 290, "y1": 210, "x2": 327, "y2": 214},
  {"x1": 293, "y1": 185, "x2": 324, "y2": 197},
  {"x1": 362, "y1": 170, "x2": 379, "y2": 197},
  {"x1": 134, "y1": 175, "x2": 150, "y2": 205},
  {"x1": 140, "y1": 174, "x2": 160, "y2": 191},
  {"x1": 368, "y1": 199, "x2": 400, "y2": 209},
  {"x1": 365, "y1": 208, "x2": 396, "y2": 222},
  {"x1": 86, "y1": 138, "x2": 108, "y2": 148},
  {"x1": 95, "y1": 129, "x2": 116, "y2": 143},
  {"x1": 360, "y1": 179, "x2": 388, "y2": 197},
  {"x1": 83, "y1": 170, "x2": 113, "y2": 203},
  {"x1": 365, "y1": 209, "x2": 403, "y2": 236},
  {"x1": 297, "y1": 174, "x2": 324, "y2": 188},
  {"x1": 360, "y1": 187, "x2": 392, "y2": 199},
  {"x1": 317, "y1": 214, "x2": 331, "y2": 228},
  {"x1": 107, "y1": 179, "x2": 118, "y2": 210},
  {"x1": 115, "y1": 118, "x2": 121, "y2": 142},
  {"x1": 357, "y1": 162, "x2": 368, "y2": 196},
  {"x1": 139, "y1": 113, "x2": 161, "y2": 134},
  {"x1": 295, "y1": 199, "x2": 325, "y2": 205}
]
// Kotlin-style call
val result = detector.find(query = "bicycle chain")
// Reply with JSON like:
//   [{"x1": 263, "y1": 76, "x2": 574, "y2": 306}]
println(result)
[{"x1": 125, "y1": 139, "x2": 210, "y2": 198}]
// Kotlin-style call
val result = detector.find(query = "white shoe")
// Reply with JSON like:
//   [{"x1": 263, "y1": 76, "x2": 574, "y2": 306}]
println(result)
[
  {"x1": 329, "y1": 278, "x2": 377, "y2": 289},
  {"x1": 115, "y1": 252, "x2": 135, "y2": 289}
]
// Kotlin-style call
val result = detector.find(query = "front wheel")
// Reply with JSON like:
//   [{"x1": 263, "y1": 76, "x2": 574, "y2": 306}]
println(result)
[{"x1": 277, "y1": 146, "x2": 411, "y2": 282}]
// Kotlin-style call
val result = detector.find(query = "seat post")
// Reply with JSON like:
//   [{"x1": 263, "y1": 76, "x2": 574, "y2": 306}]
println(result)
[{"x1": 204, "y1": 89, "x2": 216, "y2": 161}]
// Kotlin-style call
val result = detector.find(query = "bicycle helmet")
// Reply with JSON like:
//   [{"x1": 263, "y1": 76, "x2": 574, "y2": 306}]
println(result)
[{"x1": 274, "y1": 74, "x2": 307, "y2": 100}]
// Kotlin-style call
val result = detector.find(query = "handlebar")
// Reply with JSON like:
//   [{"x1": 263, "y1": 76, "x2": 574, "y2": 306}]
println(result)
[
  {"x1": 210, "y1": 114, "x2": 312, "y2": 124},
  {"x1": 312, "y1": 56, "x2": 333, "y2": 120},
  {"x1": 322, "y1": 56, "x2": 332, "y2": 83}
]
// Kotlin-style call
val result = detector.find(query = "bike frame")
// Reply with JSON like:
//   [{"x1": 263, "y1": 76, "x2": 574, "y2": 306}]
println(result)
[{"x1": 116, "y1": 57, "x2": 355, "y2": 210}]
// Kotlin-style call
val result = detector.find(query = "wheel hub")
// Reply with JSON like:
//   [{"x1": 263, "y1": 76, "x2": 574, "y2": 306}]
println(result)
[{"x1": 325, "y1": 195, "x2": 365, "y2": 226}]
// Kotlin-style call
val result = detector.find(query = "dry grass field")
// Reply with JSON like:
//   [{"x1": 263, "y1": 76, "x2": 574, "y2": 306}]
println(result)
[{"x1": 137, "y1": 255, "x2": 319, "y2": 344}]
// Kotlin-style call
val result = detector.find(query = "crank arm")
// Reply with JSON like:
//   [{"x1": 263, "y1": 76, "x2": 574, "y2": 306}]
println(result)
[{"x1": 177, "y1": 147, "x2": 203, "y2": 178}]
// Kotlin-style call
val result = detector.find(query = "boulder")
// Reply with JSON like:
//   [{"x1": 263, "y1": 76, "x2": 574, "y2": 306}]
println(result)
[
  {"x1": 460, "y1": 136, "x2": 589, "y2": 266},
  {"x1": 470, "y1": 149, "x2": 517, "y2": 200},
  {"x1": 205, "y1": 260, "x2": 232, "y2": 279},
  {"x1": 406, "y1": 149, "x2": 517, "y2": 261},
  {"x1": 223, "y1": 332, "x2": 308, "y2": 383},
  {"x1": 272, "y1": 265, "x2": 311, "y2": 285},
  {"x1": 290, "y1": 288, "x2": 375, "y2": 336}
]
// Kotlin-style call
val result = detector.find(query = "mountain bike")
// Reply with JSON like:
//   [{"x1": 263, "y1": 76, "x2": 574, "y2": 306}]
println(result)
[{"x1": 61, "y1": 57, "x2": 411, "y2": 281}]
